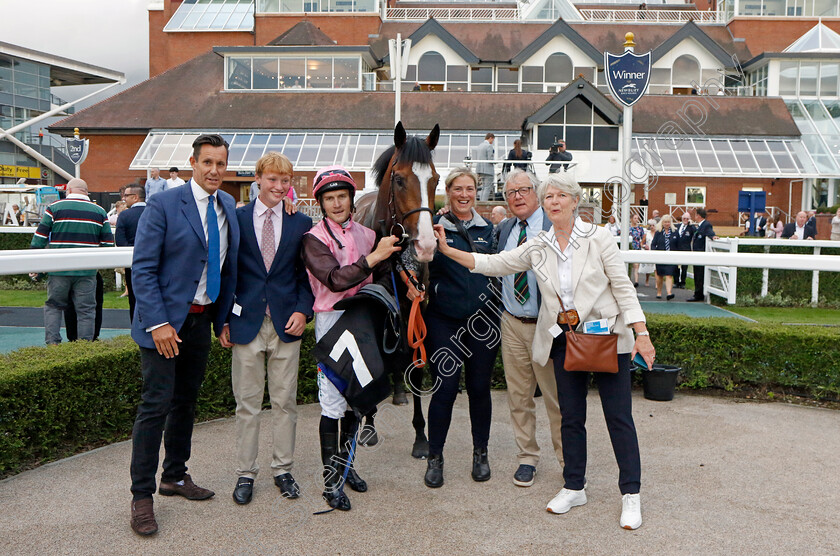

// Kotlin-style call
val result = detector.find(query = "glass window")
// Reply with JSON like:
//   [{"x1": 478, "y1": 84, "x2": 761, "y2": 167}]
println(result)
[
  {"x1": 521, "y1": 66, "x2": 543, "y2": 83},
  {"x1": 227, "y1": 57, "x2": 252, "y2": 89},
  {"x1": 307, "y1": 58, "x2": 332, "y2": 89},
  {"x1": 651, "y1": 67, "x2": 671, "y2": 85},
  {"x1": 282, "y1": 134, "x2": 304, "y2": 164},
  {"x1": 749, "y1": 141, "x2": 778, "y2": 172},
  {"x1": 298, "y1": 134, "x2": 322, "y2": 165},
  {"x1": 253, "y1": 57, "x2": 278, "y2": 89},
  {"x1": 545, "y1": 107, "x2": 564, "y2": 124},
  {"x1": 779, "y1": 61, "x2": 798, "y2": 96},
  {"x1": 228, "y1": 134, "x2": 252, "y2": 167},
  {"x1": 685, "y1": 186, "x2": 706, "y2": 206},
  {"x1": 767, "y1": 141, "x2": 796, "y2": 172},
  {"x1": 243, "y1": 134, "x2": 269, "y2": 165},
  {"x1": 565, "y1": 126, "x2": 591, "y2": 151},
  {"x1": 497, "y1": 67, "x2": 519, "y2": 92},
  {"x1": 537, "y1": 125, "x2": 563, "y2": 150},
  {"x1": 731, "y1": 140, "x2": 758, "y2": 171},
  {"x1": 418, "y1": 52, "x2": 445, "y2": 82},
  {"x1": 334, "y1": 58, "x2": 358, "y2": 89},
  {"x1": 694, "y1": 139, "x2": 718, "y2": 169},
  {"x1": 800, "y1": 62, "x2": 818, "y2": 96},
  {"x1": 712, "y1": 139, "x2": 739, "y2": 171},
  {"x1": 449, "y1": 134, "x2": 468, "y2": 165},
  {"x1": 820, "y1": 63, "x2": 839, "y2": 97},
  {"x1": 672, "y1": 55, "x2": 700, "y2": 87},
  {"x1": 317, "y1": 135, "x2": 341, "y2": 166},
  {"x1": 545, "y1": 53, "x2": 573, "y2": 84},
  {"x1": 565, "y1": 96, "x2": 592, "y2": 125},
  {"x1": 447, "y1": 65, "x2": 468, "y2": 82},
  {"x1": 764, "y1": 0, "x2": 786, "y2": 14},
  {"x1": 593, "y1": 128, "x2": 618, "y2": 151},
  {"x1": 814, "y1": 0, "x2": 838, "y2": 15},
  {"x1": 405, "y1": 65, "x2": 416, "y2": 82},
  {"x1": 279, "y1": 58, "x2": 305, "y2": 89},
  {"x1": 471, "y1": 67, "x2": 492, "y2": 92},
  {"x1": 677, "y1": 142, "x2": 701, "y2": 171}
]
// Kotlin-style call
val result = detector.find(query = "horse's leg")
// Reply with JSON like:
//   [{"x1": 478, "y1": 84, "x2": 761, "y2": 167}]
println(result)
[
  {"x1": 408, "y1": 364, "x2": 429, "y2": 459},
  {"x1": 359, "y1": 408, "x2": 379, "y2": 447}
]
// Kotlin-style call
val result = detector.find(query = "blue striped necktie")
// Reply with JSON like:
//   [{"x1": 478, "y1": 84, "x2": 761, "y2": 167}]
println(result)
[{"x1": 206, "y1": 194, "x2": 221, "y2": 302}]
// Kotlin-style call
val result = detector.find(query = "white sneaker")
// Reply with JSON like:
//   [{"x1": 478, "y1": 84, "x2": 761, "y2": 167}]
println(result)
[
  {"x1": 620, "y1": 493, "x2": 642, "y2": 530},
  {"x1": 546, "y1": 488, "x2": 587, "y2": 514}
]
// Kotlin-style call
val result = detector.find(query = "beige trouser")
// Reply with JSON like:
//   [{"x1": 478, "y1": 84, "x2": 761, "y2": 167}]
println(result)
[
  {"x1": 232, "y1": 316, "x2": 301, "y2": 479},
  {"x1": 501, "y1": 311, "x2": 564, "y2": 468}
]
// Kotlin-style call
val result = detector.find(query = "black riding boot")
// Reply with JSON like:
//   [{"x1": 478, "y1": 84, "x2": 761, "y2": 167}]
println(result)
[
  {"x1": 320, "y1": 420, "x2": 351, "y2": 511},
  {"x1": 340, "y1": 412, "x2": 368, "y2": 493}
]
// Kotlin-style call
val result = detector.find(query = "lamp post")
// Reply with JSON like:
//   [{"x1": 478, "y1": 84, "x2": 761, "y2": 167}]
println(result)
[{"x1": 388, "y1": 34, "x2": 412, "y2": 127}]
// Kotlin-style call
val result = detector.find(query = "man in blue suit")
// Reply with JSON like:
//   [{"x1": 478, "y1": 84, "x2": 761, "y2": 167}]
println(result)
[
  {"x1": 495, "y1": 169, "x2": 563, "y2": 488},
  {"x1": 115, "y1": 185, "x2": 146, "y2": 323},
  {"x1": 128, "y1": 134, "x2": 240, "y2": 536},
  {"x1": 219, "y1": 152, "x2": 314, "y2": 505}
]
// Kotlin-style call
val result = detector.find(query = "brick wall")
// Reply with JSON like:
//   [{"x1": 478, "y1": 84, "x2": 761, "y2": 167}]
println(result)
[
  {"x1": 254, "y1": 14, "x2": 383, "y2": 46},
  {"x1": 728, "y1": 19, "x2": 840, "y2": 57}
]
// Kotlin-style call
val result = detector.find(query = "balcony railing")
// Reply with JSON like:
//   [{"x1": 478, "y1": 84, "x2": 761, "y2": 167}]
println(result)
[
  {"x1": 579, "y1": 9, "x2": 724, "y2": 23},
  {"x1": 386, "y1": 6, "x2": 520, "y2": 19}
]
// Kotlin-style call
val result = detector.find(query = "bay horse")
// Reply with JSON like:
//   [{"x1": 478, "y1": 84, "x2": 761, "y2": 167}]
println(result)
[{"x1": 355, "y1": 121, "x2": 440, "y2": 459}]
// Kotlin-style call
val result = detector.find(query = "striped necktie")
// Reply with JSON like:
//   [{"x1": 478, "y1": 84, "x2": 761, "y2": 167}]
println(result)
[{"x1": 513, "y1": 220, "x2": 530, "y2": 304}]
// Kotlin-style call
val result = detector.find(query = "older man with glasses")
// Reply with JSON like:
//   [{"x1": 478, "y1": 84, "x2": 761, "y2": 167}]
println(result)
[{"x1": 495, "y1": 169, "x2": 564, "y2": 487}]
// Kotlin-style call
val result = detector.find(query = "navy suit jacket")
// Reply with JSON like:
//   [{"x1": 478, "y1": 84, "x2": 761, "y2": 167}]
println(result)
[
  {"x1": 691, "y1": 219, "x2": 715, "y2": 252},
  {"x1": 495, "y1": 208, "x2": 552, "y2": 306},
  {"x1": 227, "y1": 201, "x2": 315, "y2": 345},
  {"x1": 781, "y1": 222, "x2": 817, "y2": 239},
  {"x1": 130, "y1": 182, "x2": 239, "y2": 349},
  {"x1": 115, "y1": 204, "x2": 145, "y2": 247}
]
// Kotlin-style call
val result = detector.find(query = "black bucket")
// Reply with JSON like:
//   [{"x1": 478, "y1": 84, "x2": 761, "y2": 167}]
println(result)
[{"x1": 637, "y1": 364, "x2": 680, "y2": 401}]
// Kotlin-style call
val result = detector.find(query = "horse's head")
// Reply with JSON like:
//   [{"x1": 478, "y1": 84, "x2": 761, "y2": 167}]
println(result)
[{"x1": 373, "y1": 122, "x2": 440, "y2": 264}]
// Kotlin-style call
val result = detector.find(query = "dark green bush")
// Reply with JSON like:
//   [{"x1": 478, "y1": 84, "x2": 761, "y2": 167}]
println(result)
[
  {"x1": 735, "y1": 245, "x2": 840, "y2": 303},
  {"x1": 2, "y1": 316, "x2": 838, "y2": 478}
]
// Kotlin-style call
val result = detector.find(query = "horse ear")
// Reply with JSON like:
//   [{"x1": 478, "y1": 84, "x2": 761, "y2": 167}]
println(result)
[
  {"x1": 394, "y1": 121, "x2": 407, "y2": 149},
  {"x1": 426, "y1": 124, "x2": 440, "y2": 151}
]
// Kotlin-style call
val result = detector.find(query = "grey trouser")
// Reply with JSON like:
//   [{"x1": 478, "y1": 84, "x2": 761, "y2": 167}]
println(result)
[
  {"x1": 45, "y1": 274, "x2": 96, "y2": 344},
  {"x1": 478, "y1": 173, "x2": 495, "y2": 201}
]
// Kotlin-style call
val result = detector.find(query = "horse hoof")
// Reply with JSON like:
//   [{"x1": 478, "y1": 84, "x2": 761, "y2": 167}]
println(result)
[
  {"x1": 412, "y1": 438, "x2": 430, "y2": 460},
  {"x1": 392, "y1": 392, "x2": 409, "y2": 406}
]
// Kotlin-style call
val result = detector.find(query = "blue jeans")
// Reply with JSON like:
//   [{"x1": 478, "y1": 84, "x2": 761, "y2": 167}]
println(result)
[{"x1": 44, "y1": 274, "x2": 96, "y2": 344}]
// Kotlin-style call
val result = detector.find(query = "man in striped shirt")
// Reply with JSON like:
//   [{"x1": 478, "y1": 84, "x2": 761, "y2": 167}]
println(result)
[{"x1": 30, "y1": 178, "x2": 114, "y2": 344}]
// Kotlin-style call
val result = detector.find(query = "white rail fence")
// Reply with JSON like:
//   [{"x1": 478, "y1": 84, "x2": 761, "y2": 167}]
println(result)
[
  {"x1": 386, "y1": 6, "x2": 519, "y2": 20},
  {"x1": 579, "y1": 9, "x2": 724, "y2": 23}
]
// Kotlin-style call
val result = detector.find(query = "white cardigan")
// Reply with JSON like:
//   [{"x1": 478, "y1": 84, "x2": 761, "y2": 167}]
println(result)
[{"x1": 472, "y1": 221, "x2": 646, "y2": 366}]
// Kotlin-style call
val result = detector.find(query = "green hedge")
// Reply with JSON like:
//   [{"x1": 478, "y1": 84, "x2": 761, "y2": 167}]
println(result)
[
  {"x1": 735, "y1": 245, "x2": 840, "y2": 304},
  {"x1": 2, "y1": 316, "x2": 838, "y2": 478}
]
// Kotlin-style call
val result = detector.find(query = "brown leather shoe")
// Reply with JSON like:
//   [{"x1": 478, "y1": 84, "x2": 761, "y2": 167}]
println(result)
[
  {"x1": 130, "y1": 498, "x2": 158, "y2": 536},
  {"x1": 158, "y1": 474, "x2": 215, "y2": 500}
]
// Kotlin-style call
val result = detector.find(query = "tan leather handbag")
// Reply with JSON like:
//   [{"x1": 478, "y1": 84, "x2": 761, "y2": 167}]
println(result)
[{"x1": 558, "y1": 297, "x2": 619, "y2": 373}]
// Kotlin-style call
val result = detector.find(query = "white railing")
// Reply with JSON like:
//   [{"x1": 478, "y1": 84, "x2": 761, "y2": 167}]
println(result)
[
  {"x1": 705, "y1": 238, "x2": 839, "y2": 305},
  {"x1": 386, "y1": 6, "x2": 520, "y2": 19},
  {"x1": 579, "y1": 9, "x2": 724, "y2": 23},
  {"x1": 296, "y1": 198, "x2": 323, "y2": 222}
]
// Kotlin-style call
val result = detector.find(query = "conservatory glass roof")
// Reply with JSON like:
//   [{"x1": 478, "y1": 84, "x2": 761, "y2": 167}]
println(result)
[
  {"x1": 164, "y1": 0, "x2": 255, "y2": 32},
  {"x1": 785, "y1": 98, "x2": 840, "y2": 175}
]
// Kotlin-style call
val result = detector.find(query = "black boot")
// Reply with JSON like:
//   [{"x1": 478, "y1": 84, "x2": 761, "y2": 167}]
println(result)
[
  {"x1": 424, "y1": 454, "x2": 444, "y2": 488},
  {"x1": 392, "y1": 378, "x2": 408, "y2": 406},
  {"x1": 471, "y1": 447, "x2": 491, "y2": 482},
  {"x1": 320, "y1": 430, "x2": 351, "y2": 511},
  {"x1": 340, "y1": 419, "x2": 368, "y2": 493}
]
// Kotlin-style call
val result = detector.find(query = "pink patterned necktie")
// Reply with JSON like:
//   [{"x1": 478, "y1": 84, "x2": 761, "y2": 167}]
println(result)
[{"x1": 261, "y1": 210, "x2": 275, "y2": 315}]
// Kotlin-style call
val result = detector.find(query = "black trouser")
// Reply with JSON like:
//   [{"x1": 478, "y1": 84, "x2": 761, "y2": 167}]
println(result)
[
  {"x1": 693, "y1": 265, "x2": 705, "y2": 300},
  {"x1": 550, "y1": 336, "x2": 641, "y2": 495},
  {"x1": 65, "y1": 271, "x2": 104, "y2": 341},
  {"x1": 125, "y1": 268, "x2": 136, "y2": 323},
  {"x1": 677, "y1": 263, "x2": 689, "y2": 286},
  {"x1": 130, "y1": 312, "x2": 212, "y2": 500},
  {"x1": 426, "y1": 309, "x2": 500, "y2": 456}
]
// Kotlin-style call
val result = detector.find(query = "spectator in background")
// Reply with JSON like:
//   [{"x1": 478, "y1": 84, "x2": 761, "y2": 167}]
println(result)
[
  {"x1": 489, "y1": 205, "x2": 507, "y2": 226},
  {"x1": 781, "y1": 211, "x2": 816, "y2": 240},
  {"x1": 675, "y1": 213, "x2": 695, "y2": 288},
  {"x1": 650, "y1": 215, "x2": 678, "y2": 301},
  {"x1": 144, "y1": 169, "x2": 168, "y2": 199},
  {"x1": 687, "y1": 208, "x2": 718, "y2": 302},
  {"x1": 116, "y1": 186, "x2": 146, "y2": 323},
  {"x1": 806, "y1": 210, "x2": 817, "y2": 229},
  {"x1": 167, "y1": 167, "x2": 185, "y2": 189},
  {"x1": 766, "y1": 213, "x2": 784, "y2": 238},
  {"x1": 605, "y1": 214, "x2": 620, "y2": 236},
  {"x1": 831, "y1": 208, "x2": 840, "y2": 241},
  {"x1": 109, "y1": 200, "x2": 127, "y2": 227},
  {"x1": 639, "y1": 220, "x2": 657, "y2": 287},
  {"x1": 638, "y1": 194, "x2": 648, "y2": 207},
  {"x1": 249, "y1": 180, "x2": 259, "y2": 202},
  {"x1": 748, "y1": 211, "x2": 767, "y2": 237},
  {"x1": 502, "y1": 139, "x2": 532, "y2": 174},
  {"x1": 628, "y1": 213, "x2": 646, "y2": 287},
  {"x1": 30, "y1": 178, "x2": 114, "y2": 344},
  {"x1": 651, "y1": 209, "x2": 661, "y2": 223},
  {"x1": 546, "y1": 141, "x2": 572, "y2": 173},
  {"x1": 473, "y1": 133, "x2": 496, "y2": 201}
]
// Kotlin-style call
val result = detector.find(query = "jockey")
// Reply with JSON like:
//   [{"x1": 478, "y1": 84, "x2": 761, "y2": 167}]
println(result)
[{"x1": 301, "y1": 165, "x2": 400, "y2": 511}]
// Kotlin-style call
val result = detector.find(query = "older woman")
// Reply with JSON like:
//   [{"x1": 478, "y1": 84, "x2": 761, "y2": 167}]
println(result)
[
  {"x1": 629, "y1": 214, "x2": 646, "y2": 287},
  {"x1": 433, "y1": 172, "x2": 655, "y2": 530},
  {"x1": 651, "y1": 214, "x2": 678, "y2": 300},
  {"x1": 831, "y1": 208, "x2": 840, "y2": 241},
  {"x1": 423, "y1": 167, "x2": 499, "y2": 489}
]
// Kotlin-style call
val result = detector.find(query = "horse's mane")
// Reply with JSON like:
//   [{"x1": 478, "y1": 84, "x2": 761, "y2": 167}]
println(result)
[{"x1": 371, "y1": 135, "x2": 433, "y2": 187}]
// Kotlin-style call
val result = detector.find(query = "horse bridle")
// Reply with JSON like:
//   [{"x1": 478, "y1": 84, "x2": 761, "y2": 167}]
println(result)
[{"x1": 381, "y1": 152, "x2": 436, "y2": 246}]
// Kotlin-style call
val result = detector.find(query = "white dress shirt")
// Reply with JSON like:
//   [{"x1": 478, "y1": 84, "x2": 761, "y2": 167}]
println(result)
[
  {"x1": 191, "y1": 179, "x2": 229, "y2": 305},
  {"x1": 553, "y1": 225, "x2": 579, "y2": 311},
  {"x1": 253, "y1": 197, "x2": 283, "y2": 253},
  {"x1": 795, "y1": 224, "x2": 805, "y2": 239},
  {"x1": 167, "y1": 177, "x2": 185, "y2": 189}
]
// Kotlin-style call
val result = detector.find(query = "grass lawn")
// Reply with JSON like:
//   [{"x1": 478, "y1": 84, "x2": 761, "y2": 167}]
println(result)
[
  {"x1": 725, "y1": 306, "x2": 840, "y2": 325},
  {"x1": 0, "y1": 289, "x2": 130, "y2": 309}
]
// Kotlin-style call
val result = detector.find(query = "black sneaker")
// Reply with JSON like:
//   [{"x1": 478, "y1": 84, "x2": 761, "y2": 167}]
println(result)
[
  {"x1": 471, "y1": 447, "x2": 491, "y2": 482},
  {"x1": 424, "y1": 454, "x2": 444, "y2": 488},
  {"x1": 274, "y1": 473, "x2": 300, "y2": 499},
  {"x1": 513, "y1": 464, "x2": 536, "y2": 487}
]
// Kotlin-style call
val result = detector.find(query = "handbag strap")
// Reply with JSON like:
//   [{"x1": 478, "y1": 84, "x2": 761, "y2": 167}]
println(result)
[{"x1": 557, "y1": 295, "x2": 577, "y2": 341}]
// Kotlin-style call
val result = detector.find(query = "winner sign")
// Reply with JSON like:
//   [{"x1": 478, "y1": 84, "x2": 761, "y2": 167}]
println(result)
[{"x1": 605, "y1": 51, "x2": 651, "y2": 107}]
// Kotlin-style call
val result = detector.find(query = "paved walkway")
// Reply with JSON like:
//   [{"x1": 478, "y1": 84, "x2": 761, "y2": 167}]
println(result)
[{"x1": 2, "y1": 391, "x2": 839, "y2": 555}]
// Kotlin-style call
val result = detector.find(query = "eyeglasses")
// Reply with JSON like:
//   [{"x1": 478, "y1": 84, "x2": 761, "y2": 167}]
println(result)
[{"x1": 505, "y1": 186, "x2": 533, "y2": 199}]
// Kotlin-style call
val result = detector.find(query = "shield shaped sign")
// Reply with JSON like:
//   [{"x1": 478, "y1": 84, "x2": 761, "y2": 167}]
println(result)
[
  {"x1": 604, "y1": 51, "x2": 651, "y2": 107},
  {"x1": 66, "y1": 138, "x2": 89, "y2": 166}
]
